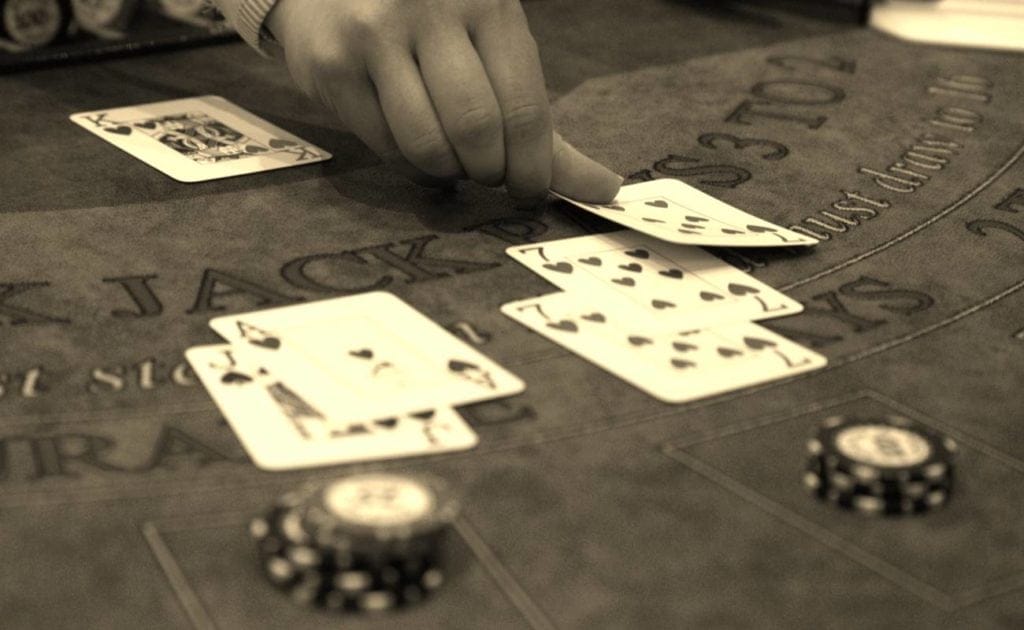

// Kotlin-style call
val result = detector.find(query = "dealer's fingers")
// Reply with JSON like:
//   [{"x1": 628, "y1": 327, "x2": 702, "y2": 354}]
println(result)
[
  {"x1": 472, "y1": 4, "x2": 553, "y2": 202},
  {"x1": 322, "y1": 75, "x2": 450, "y2": 188},
  {"x1": 550, "y1": 133, "x2": 623, "y2": 203},
  {"x1": 368, "y1": 46, "x2": 464, "y2": 180},
  {"x1": 418, "y1": 23, "x2": 505, "y2": 186}
]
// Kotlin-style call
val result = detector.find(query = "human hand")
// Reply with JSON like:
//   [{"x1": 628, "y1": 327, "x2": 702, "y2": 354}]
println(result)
[{"x1": 266, "y1": 0, "x2": 622, "y2": 204}]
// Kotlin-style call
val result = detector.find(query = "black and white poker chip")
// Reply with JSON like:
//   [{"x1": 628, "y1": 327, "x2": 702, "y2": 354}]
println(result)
[
  {"x1": 1, "y1": 0, "x2": 70, "y2": 48},
  {"x1": 804, "y1": 414, "x2": 957, "y2": 515},
  {"x1": 249, "y1": 473, "x2": 458, "y2": 611},
  {"x1": 803, "y1": 455, "x2": 952, "y2": 516},
  {"x1": 303, "y1": 473, "x2": 459, "y2": 547}
]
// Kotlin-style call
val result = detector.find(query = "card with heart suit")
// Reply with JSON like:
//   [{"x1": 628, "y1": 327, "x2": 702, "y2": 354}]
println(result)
[
  {"x1": 69, "y1": 95, "x2": 331, "y2": 182},
  {"x1": 553, "y1": 179, "x2": 818, "y2": 247},
  {"x1": 507, "y1": 231, "x2": 803, "y2": 330},
  {"x1": 501, "y1": 291, "x2": 826, "y2": 404},
  {"x1": 208, "y1": 292, "x2": 526, "y2": 416},
  {"x1": 186, "y1": 344, "x2": 478, "y2": 470}
]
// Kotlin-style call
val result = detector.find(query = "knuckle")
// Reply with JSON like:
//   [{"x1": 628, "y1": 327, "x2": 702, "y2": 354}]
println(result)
[
  {"x1": 305, "y1": 41, "x2": 359, "y2": 80},
  {"x1": 472, "y1": 0, "x2": 528, "y2": 28},
  {"x1": 346, "y1": 7, "x2": 387, "y2": 39},
  {"x1": 450, "y1": 106, "x2": 502, "y2": 147},
  {"x1": 503, "y1": 102, "x2": 549, "y2": 142},
  {"x1": 345, "y1": 5, "x2": 405, "y2": 48}
]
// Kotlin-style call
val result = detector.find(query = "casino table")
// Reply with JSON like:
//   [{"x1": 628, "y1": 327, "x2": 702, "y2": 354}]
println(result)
[{"x1": 2, "y1": 1, "x2": 1023, "y2": 628}]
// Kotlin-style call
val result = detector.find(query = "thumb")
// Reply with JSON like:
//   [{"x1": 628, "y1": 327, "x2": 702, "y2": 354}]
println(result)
[{"x1": 549, "y1": 132, "x2": 623, "y2": 204}]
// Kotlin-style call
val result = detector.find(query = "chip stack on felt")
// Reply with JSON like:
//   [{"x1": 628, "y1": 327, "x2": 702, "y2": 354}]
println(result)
[
  {"x1": 804, "y1": 414, "x2": 958, "y2": 516},
  {"x1": 250, "y1": 473, "x2": 459, "y2": 612}
]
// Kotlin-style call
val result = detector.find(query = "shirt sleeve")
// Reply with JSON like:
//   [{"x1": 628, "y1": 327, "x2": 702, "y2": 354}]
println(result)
[{"x1": 213, "y1": 0, "x2": 281, "y2": 57}]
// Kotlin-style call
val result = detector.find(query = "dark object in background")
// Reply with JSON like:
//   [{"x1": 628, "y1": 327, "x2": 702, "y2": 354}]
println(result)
[
  {"x1": 0, "y1": 0, "x2": 73, "y2": 50},
  {"x1": 746, "y1": 0, "x2": 872, "y2": 22},
  {"x1": 0, "y1": 0, "x2": 235, "y2": 73}
]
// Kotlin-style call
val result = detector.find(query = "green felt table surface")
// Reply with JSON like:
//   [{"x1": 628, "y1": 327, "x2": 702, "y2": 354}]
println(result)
[{"x1": 1, "y1": 1, "x2": 1023, "y2": 628}]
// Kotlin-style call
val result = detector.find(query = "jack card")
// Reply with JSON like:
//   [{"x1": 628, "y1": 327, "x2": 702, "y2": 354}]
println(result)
[
  {"x1": 70, "y1": 95, "x2": 331, "y2": 182},
  {"x1": 554, "y1": 179, "x2": 818, "y2": 247},
  {"x1": 186, "y1": 344, "x2": 478, "y2": 471}
]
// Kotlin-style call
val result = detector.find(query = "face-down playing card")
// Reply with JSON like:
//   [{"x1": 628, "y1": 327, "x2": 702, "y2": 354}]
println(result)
[
  {"x1": 553, "y1": 179, "x2": 818, "y2": 247},
  {"x1": 69, "y1": 95, "x2": 331, "y2": 182},
  {"x1": 507, "y1": 231, "x2": 803, "y2": 330},
  {"x1": 208, "y1": 292, "x2": 526, "y2": 417},
  {"x1": 501, "y1": 292, "x2": 826, "y2": 404},
  {"x1": 185, "y1": 344, "x2": 478, "y2": 471}
]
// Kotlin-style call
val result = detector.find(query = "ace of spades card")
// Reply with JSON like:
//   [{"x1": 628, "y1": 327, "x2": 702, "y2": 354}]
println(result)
[
  {"x1": 501, "y1": 291, "x2": 826, "y2": 404},
  {"x1": 208, "y1": 292, "x2": 525, "y2": 418},
  {"x1": 185, "y1": 344, "x2": 478, "y2": 471},
  {"x1": 69, "y1": 95, "x2": 331, "y2": 182},
  {"x1": 553, "y1": 179, "x2": 818, "y2": 247}
]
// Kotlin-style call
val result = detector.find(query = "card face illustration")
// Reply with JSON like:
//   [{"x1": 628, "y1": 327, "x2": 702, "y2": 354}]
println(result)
[
  {"x1": 70, "y1": 95, "x2": 331, "y2": 182},
  {"x1": 501, "y1": 291, "x2": 826, "y2": 404},
  {"x1": 208, "y1": 292, "x2": 526, "y2": 415},
  {"x1": 554, "y1": 179, "x2": 818, "y2": 247},
  {"x1": 185, "y1": 344, "x2": 477, "y2": 471},
  {"x1": 508, "y1": 231, "x2": 803, "y2": 329}
]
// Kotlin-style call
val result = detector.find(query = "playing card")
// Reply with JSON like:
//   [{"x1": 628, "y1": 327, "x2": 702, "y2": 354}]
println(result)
[
  {"x1": 69, "y1": 95, "x2": 331, "y2": 182},
  {"x1": 185, "y1": 344, "x2": 478, "y2": 470},
  {"x1": 501, "y1": 292, "x2": 826, "y2": 403},
  {"x1": 208, "y1": 292, "x2": 526, "y2": 414},
  {"x1": 507, "y1": 231, "x2": 803, "y2": 329},
  {"x1": 553, "y1": 179, "x2": 818, "y2": 247}
]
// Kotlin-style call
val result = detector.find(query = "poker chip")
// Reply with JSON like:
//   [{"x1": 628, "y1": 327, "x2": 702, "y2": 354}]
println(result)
[
  {"x1": 305, "y1": 472, "x2": 460, "y2": 545},
  {"x1": 1, "y1": 0, "x2": 70, "y2": 48},
  {"x1": 804, "y1": 414, "x2": 957, "y2": 516},
  {"x1": 70, "y1": 0, "x2": 138, "y2": 37},
  {"x1": 249, "y1": 472, "x2": 459, "y2": 611}
]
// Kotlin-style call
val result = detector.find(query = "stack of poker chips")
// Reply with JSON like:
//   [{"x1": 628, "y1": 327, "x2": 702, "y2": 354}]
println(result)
[
  {"x1": 803, "y1": 414, "x2": 958, "y2": 516},
  {"x1": 0, "y1": 0, "x2": 72, "y2": 50},
  {"x1": 249, "y1": 473, "x2": 458, "y2": 612}
]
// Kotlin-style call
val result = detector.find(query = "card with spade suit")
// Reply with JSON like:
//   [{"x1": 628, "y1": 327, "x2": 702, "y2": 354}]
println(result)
[
  {"x1": 501, "y1": 291, "x2": 826, "y2": 403},
  {"x1": 208, "y1": 292, "x2": 526, "y2": 417},
  {"x1": 553, "y1": 179, "x2": 818, "y2": 247},
  {"x1": 507, "y1": 231, "x2": 803, "y2": 330},
  {"x1": 69, "y1": 95, "x2": 331, "y2": 182},
  {"x1": 185, "y1": 344, "x2": 478, "y2": 470}
]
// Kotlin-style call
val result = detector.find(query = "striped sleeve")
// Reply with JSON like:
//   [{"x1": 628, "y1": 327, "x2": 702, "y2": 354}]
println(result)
[{"x1": 213, "y1": 0, "x2": 281, "y2": 56}]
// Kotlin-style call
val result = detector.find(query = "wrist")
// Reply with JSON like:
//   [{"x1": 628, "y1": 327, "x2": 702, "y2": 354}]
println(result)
[{"x1": 264, "y1": 0, "x2": 298, "y2": 49}]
